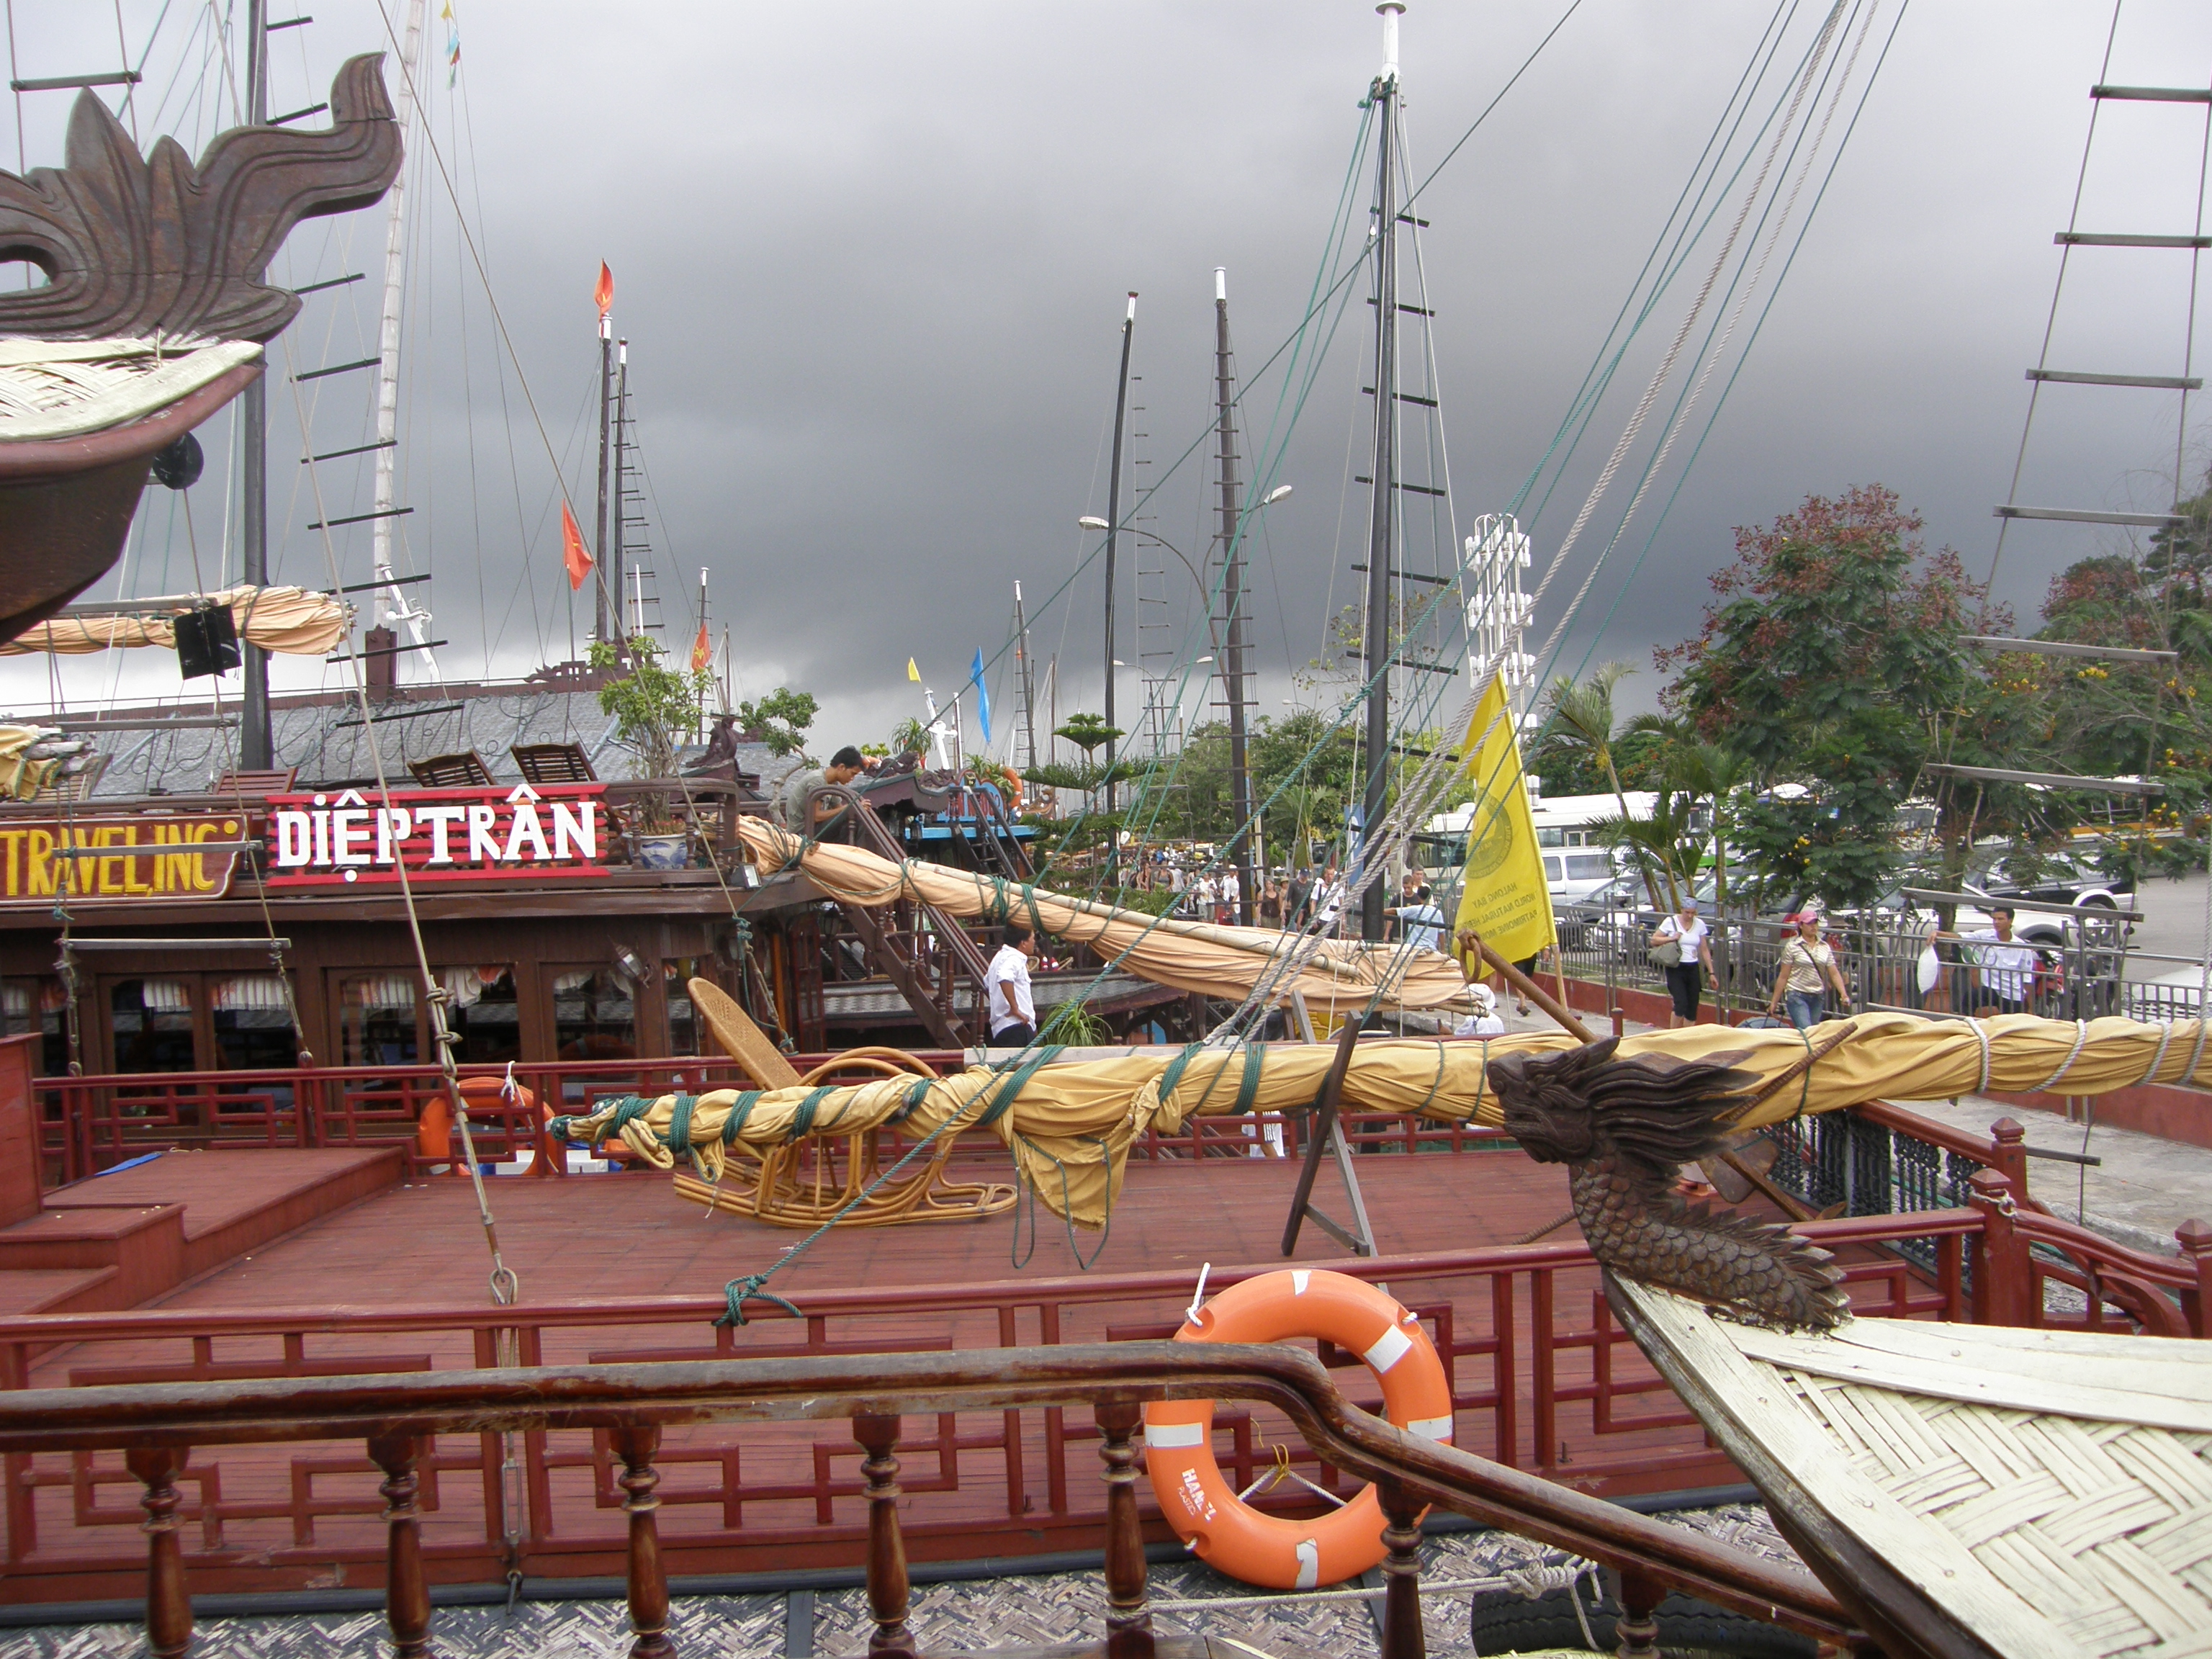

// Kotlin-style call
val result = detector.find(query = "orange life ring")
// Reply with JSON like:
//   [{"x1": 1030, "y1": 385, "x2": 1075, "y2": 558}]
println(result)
[
  {"x1": 1143, "y1": 1269, "x2": 1453, "y2": 1588},
  {"x1": 417, "y1": 1075, "x2": 559, "y2": 1177}
]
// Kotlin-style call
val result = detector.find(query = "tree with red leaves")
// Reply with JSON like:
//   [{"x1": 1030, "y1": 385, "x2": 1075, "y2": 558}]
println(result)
[{"x1": 1658, "y1": 486, "x2": 2046, "y2": 907}]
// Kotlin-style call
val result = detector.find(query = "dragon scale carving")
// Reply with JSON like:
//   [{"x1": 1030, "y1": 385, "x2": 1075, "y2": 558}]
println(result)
[{"x1": 1491, "y1": 1038, "x2": 1849, "y2": 1330}]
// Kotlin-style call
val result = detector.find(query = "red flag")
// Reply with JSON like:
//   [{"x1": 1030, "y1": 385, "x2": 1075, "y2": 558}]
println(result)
[
  {"x1": 593, "y1": 262, "x2": 613, "y2": 318},
  {"x1": 560, "y1": 500, "x2": 593, "y2": 592},
  {"x1": 691, "y1": 621, "x2": 713, "y2": 673}
]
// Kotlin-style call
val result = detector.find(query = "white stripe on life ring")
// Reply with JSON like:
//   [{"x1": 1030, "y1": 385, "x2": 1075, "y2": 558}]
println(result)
[
  {"x1": 1292, "y1": 1269, "x2": 1310, "y2": 1295},
  {"x1": 1364, "y1": 1325, "x2": 1413, "y2": 1374},
  {"x1": 1295, "y1": 1538, "x2": 1321, "y2": 1590},
  {"x1": 1408, "y1": 1414, "x2": 1455, "y2": 1442},
  {"x1": 1146, "y1": 1421, "x2": 1206, "y2": 1448}
]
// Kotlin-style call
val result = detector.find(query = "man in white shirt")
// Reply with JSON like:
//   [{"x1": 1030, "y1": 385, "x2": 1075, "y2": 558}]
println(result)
[
  {"x1": 1313, "y1": 861, "x2": 1346, "y2": 935},
  {"x1": 1947, "y1": 905, "x2": 2039, "y2": 1015},
  {"x1": 984, "y1": 923, "x2": 1039, "y2": 1047}
]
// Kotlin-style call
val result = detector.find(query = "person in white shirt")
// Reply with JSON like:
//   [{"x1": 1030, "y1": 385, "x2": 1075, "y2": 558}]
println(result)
[
  {"x1": 1455, "y1": 982, "x2": 1506, "y2": 1037},
  {"x1": 1650, "y1": 900, "x2": 1716, "y2": 1029},
  {"x1": 1938, "y1": 905, "x2": 2039, "y2": 1015},
  {"x1": 984, "y1": 923, "x2": 1038, "y2": 1047},
  {"x1": 1390, "y1": 901, "x2": 1447, "y2": 953},
  {"x1": 1313, "y1": 861, "x2": 1346, "y2": 936},
  {"x1": 1766, "y1": 909, "x2": 1853, "y2": 1030}
]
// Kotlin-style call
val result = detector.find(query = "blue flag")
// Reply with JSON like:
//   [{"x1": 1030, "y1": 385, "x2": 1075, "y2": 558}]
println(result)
[{"x1": 970, "y1": 648, "x2": 992, "y2": 744}]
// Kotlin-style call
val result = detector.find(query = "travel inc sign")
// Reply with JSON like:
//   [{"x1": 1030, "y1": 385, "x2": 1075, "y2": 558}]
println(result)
[{"x1": 264, "y1": 783, "x2": 608, "y2": 888}]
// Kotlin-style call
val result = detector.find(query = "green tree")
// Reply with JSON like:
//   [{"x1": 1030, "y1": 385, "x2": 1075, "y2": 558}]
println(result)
[
  {"x1": 735, "y1": 688, "x2": 819, "y2": 759},
  {"x1": 1537, "y1": 662, "x2": 1669, "y2": 907},
  {"x1": 1659, "y1": 487, "x2": 2002, "y2": 908},
  {"x1": 591, "y1": 636, "x2": 714, "y2": 777}
]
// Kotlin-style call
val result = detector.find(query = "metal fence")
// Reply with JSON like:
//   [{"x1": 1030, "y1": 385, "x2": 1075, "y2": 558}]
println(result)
[{"x1": 1552, "y1": 894, "x2": 2145, "y2": 1025}]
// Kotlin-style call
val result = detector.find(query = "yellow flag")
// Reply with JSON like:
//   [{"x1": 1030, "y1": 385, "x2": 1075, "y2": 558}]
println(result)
[
  {"x1": 1449, "y1": 676, "x2": 1556, "y2": 970},
  {"x1": 907, "y1": 658, "x2": 921, "y2": 683}
]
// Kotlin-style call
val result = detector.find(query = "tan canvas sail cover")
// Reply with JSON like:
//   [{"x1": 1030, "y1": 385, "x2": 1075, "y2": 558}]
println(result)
[
  {"x1": 730, "y1": 816, "x2": 1481, "y2": 1017},
  {"x1": 552, "y1": 1011, "x2": 2212, "y2": 1231},
  {"x1": 0, "y1": 585, "x2": 346, "y2": 657}
]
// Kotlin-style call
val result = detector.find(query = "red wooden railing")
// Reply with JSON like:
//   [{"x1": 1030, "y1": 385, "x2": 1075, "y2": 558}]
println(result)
[
  {"x1": 0, "y1": 1213, "x2": 1980, "y2": 1603},
  {"x1": 29, "y1": 1052, "x2": 1506, "y2": 1187}
]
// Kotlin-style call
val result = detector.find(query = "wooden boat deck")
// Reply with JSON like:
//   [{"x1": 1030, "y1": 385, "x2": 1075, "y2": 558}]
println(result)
[{"x1": 148, "y1": 1144, "x2": 1571, "y2": 1315}]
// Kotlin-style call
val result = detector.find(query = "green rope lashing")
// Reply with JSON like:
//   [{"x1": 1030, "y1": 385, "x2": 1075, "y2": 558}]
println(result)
[
  {"x1": 976, "y1": 1046, "x2": 1064, "y2": 1130},
  {"x1": 789, "y1": 1087, "x2": 836, "y2": 1142},
  {"x1": 716, "y1": 1272, "x2": 805, "y2": 1328},
  {"x1": 666, "y1": 1094, "x2": 700, "y2": 1166},
  {"x1": 1232, "y1": 1043, "x2": 1267, "y2": 1116},
  {"x1": 550, "y1": 1094, "x2": 658, "y2": 1151},
  {"x1": 721, "y1": 1092, "x2": 763, "y2": 1146}
]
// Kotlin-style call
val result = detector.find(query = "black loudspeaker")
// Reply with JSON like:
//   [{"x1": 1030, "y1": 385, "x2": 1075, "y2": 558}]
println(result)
[
  {"x1": 150, "y1": 432, "x2": 204, "y2": 490},
  {"x1": 174, "y1": 603, "x2": 240, "y2": 679}
]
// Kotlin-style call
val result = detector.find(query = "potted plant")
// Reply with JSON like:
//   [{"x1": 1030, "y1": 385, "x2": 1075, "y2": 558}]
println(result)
[{"x1": 591, "y1": 635, "x2": 711, "y2": 868}]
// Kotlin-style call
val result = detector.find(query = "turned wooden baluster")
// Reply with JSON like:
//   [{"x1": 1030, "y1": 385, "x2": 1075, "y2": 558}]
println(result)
[
  {"x1": 853, "y1": 1413, "x2": 918, "y2": 1659},
  {"x1": 127, "y1": 1446, "x2": 192, "y2": 1659},
  {"x1": 1613, "y1": 1565, "x2": 1663, "y2": 1659},
  {"x1": 1375, "y1": 1476, "x2": 1425, "y2": 1659},
  {"x1": 1094, "y1": 1403, "x2": 1154, "y2": 1659},
  {"x1": 368, "y1": 1433, "x2": 431, "y2": 1658},
  {"x1": 612, "y1": 1426, "x2": 675, "y2": 1658}
]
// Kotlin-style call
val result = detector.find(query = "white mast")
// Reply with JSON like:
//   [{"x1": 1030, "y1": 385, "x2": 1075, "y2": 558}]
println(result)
[{"x1": 369, "y1": 0, "x2": 439, "y2": 682}]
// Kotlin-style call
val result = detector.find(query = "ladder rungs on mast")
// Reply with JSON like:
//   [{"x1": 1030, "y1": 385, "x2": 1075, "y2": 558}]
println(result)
[
  {"x1": 294, "y1": 271, "x2": 366, "y2": 295},
  {"x1": 307, "y1": 506, "x2": 413, "y2": 531},
  {"x1": 1365, "y1": 298, "x2": 1437, "y2": 316},
  {"x1": 2055, "y1": 232, "x2": 2212, "y2": 249},
  {"x1": 269, "y1": 103, "x2": 328, "y2": 127},
  {"x1": 305, "y1": 438, "x2": 397, "y2": 464},
  {"x1": 328, "y1": 572, "x2": 431, "y2": 595},
  {"x1": 2091, "y1": 84, "x2": 2212, "y2": 103},
  {"x1": 1923, "y1": 762, "x2": 2164, "y2": 797},
  {"x1": 1349, "y1": 563, "x2": 1451, "y2": 587},
  {"x1": 293, "y1": 356, "x2": 379, "y2": 382},
  {"x1": 1993, "y1": 505, "x2": 2184, "y2": 529},
  {"x1": 328, "y1": 638, "x2": 449, "y2": 663},
  {"x1": 1354, "y1": 475, "x2": 1448, "y2": 497},
  {"x1": 1362, "y1": 387, "x2": 1441, "y2": 407},
  {"x1": 1962, "y1": 634, "x2": 2177, "y2": 665},
  {"x1": 2026, "y1": 369, "x2": 2203, "y2": 390},
  {"x1": 9, "y1": 70, "x2": 139, "y2": 91}
]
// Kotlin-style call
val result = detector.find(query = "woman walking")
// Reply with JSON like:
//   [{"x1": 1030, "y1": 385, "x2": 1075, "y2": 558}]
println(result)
[
  {"x1": 1767, "y1": 910, "x2": 1854, "y2": 1030},
  {"x1": 1650, "y1": 900, "x2": 1716, "y2": 1030}
]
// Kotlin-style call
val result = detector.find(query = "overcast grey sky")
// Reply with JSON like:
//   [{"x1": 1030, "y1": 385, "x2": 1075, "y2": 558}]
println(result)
[{"x1": 6, "y1": 1, "x2": 2209, "y2": 758}]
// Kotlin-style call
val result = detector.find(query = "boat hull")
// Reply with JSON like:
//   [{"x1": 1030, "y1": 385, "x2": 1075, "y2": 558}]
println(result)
[{"x1": 0, "y1": 359, "x2": 261, "y2": 644}]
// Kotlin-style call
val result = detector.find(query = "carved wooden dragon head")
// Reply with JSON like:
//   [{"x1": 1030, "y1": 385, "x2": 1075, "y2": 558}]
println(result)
[{"x1": 0, "y1": 54, "x2": 400, "y2": 343}]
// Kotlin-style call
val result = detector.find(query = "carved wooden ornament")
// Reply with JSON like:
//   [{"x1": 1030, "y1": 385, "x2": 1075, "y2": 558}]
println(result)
[{"x1": 0, "y1": 53, "x2": 400, "y2": 343}]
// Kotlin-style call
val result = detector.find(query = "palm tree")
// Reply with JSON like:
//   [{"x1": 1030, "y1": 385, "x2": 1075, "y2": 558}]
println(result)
[{"x1": 1542, "y1": 664, "x2": 1667, "y2": 908}]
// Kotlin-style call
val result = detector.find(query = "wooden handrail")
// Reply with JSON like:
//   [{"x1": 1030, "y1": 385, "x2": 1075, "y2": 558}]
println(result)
[{"x1": 0, "y1": 1339, "x2": 1856, "y2": 1647}]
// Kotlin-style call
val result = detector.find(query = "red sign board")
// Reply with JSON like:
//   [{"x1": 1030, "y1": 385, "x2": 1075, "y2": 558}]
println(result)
[{"x1": 264, "y1": 784, "x2": 608, "y2": 889}]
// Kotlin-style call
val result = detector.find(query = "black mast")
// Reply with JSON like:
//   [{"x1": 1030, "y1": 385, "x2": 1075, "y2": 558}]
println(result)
[
  {"x1": 1103, "y1": 292, "x2": 1136, "y2": 889},
  {"x1": 1359, "y1": 3, "x2": 1404, "y2": 943},
  {"x1": 1214, "y1": 269, "x2": 1256, "y2": 927},
  {"x1": 612, "y1": 337, "x2": 629, "y2": 635}
]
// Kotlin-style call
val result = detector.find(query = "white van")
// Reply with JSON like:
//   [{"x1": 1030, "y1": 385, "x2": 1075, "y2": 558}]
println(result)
[{"x1": 1543, "y1": 847, "x2": 1622, "y2": 904}]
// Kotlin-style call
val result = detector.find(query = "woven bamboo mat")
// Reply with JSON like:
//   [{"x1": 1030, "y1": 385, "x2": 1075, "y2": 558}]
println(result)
[{"x1": 1781, "y1": 1366, "x2": 2212, "y2": 1656}]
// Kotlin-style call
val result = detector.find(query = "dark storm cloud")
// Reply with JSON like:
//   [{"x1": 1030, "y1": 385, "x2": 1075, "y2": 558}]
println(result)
[{"x1": 6, "y1": 1, "x2": 2207, "y2": 742}]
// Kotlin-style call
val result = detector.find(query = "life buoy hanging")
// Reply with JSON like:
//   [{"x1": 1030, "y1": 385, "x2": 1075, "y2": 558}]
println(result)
[{"x1": 1143, "y1": 1268, "x2": 1455, "y2": 1589}]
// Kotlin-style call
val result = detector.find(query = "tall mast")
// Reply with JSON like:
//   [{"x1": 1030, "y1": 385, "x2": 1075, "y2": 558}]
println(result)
[
  {"x1": 368, "y1": 0, "x2": 437, "y2": 684},
  {"x1": 1014, "y1": 579, "x2": 1038, "y2": 774},
  {"x1": 611, "y1": 336, "x2": 629, "y2": 638},
  {"x1": 1359, "y1": 3, "x2": 1403, "y2": 943},
  {"x1": 593, "y1": 304, "x2": 613, "y2": 645},
  {"x1": 1214, "y1": 267, "x2": 1256, "y2": 927},
  {"x1": 1102, "y1": 291, "x2": 1136, "y2": 887},
  {"x1": 238, "y1": 0, "x2": 271, "y2": 766}
]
